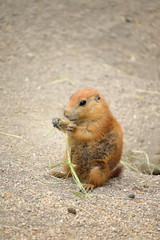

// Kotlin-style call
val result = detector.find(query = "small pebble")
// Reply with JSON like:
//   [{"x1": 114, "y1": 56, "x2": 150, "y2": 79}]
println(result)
[
  {"x1": 67, "y1": 208, "x2": 76, "y2": 215},
  {"x1": 125, "y1": 16, "x2": 133, "y2": 23},
  {"x1": 128, "y1": 193, "x2": 135, "y2": 199}
]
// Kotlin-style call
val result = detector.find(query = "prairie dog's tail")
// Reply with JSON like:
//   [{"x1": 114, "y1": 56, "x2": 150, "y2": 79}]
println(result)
[{"x1": 110, "y1": 164, "x2": 123, "y2": 178}]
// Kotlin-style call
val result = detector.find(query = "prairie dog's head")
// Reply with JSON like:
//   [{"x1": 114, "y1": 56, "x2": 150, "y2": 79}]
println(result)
[{"x1": 64, "y1": 88, "x2": 109, "y2": 122}]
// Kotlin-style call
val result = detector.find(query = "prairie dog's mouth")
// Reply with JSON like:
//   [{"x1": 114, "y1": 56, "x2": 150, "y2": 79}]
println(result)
[{"x1": 67, "y1": 117, "x2": 77, "y2": 122}]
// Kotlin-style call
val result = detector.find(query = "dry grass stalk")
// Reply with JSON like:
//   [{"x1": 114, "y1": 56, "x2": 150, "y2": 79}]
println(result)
[
  {"x1": 122, "y1": 150, "x2": 160, "y2": 175},
  {"x1": 52, "y1": 77, "x2": 75, "y2": 86},
  {"x1": 136, "y1": 89, "x2": 160, "y2": 95},
  {"x1": 0, "y1": 131, "x2": 22, "y2": 138}
]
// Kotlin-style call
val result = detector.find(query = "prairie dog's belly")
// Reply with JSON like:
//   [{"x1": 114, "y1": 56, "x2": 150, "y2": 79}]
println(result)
[{"x1": 70, "y1": 133, "x2": 118, "y2": 180}]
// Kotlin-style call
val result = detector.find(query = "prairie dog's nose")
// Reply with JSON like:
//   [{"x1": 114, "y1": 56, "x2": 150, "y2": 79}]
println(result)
[{"x1": 64, "y1": 110, "x2": 70, "y2": 118}]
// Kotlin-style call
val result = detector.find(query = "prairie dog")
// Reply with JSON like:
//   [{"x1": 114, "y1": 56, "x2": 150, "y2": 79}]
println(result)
[{"x1": 51, "y1": 88, "x2": 123, "y2": 191}]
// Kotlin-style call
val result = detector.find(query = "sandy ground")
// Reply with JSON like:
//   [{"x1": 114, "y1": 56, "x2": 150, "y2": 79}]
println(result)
[{"x1": 0, "y1": 0, "x2": 160, "y2": 239}]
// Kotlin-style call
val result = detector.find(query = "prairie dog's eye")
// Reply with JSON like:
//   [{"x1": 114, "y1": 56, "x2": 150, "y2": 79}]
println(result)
[{"x1": 79, "y1": 100, "x2": 86, "y2": 106}]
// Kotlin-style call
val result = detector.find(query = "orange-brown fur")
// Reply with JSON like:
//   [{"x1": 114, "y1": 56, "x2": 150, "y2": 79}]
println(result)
[{"x1": 51, "y1": 88, "x2": 123, "y2": 191}]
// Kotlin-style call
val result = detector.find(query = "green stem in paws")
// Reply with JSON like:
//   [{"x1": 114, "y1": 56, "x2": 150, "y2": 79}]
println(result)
[
  {"x1": 44, "y1": 128, "x2": 55, "y2": 138},
  {"x1": 66, "y1": 134, "x2": 87, "y2": 194}
]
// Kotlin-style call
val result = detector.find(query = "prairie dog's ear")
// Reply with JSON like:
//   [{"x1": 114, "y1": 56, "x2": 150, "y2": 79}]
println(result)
[{"x1": 95, "y1": 94, "x2": 101, "y2": 102}]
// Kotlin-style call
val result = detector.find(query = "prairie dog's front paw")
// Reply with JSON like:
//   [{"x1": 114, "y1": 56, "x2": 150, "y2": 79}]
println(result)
[
  {"x1": 52, "y1": 118, "x2": 61, "y2": 128},
  {"x1": 67, "y1": 123, "x2": 76, "y2": 132}
]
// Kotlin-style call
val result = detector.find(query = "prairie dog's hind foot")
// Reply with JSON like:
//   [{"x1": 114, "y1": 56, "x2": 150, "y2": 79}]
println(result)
[
  {"x1": 82, "y1": 183, "x2": 96, "y2": 192},
  {"x1": 49, "y1": 170, "x2": 70, "y2": 179}
]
